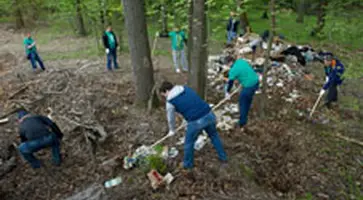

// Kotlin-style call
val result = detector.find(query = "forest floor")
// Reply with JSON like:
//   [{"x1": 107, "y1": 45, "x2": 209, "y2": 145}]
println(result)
[{"x1": 0, "y1": 23, "x2": 362, "y2": 200}]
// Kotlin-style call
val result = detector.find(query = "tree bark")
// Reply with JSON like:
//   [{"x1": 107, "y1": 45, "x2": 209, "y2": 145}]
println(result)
[
  {"x1": 259, "y1": 0, "x2": 275, "y2": 118},
  {"x1": 296, "y1": 0, "x2": 305, "y2": 23},
  {"x1": 236, "y1": 0, "x2": 249, "y2": 34},
  {"x1": 122, "y1": 0, "x2": 155, "y2": 107},
  {"x1": 160, "y1": 4, "x2": 168, "y2": 34},
  {"x1": 187, "y1": 0, "x2": 208, "y2": 98},
  {"x1": 14, "y1": 0, "x2": 24, "y2": 29},
  {"x1": 311, "y1": 0, "x2": 326, "y2": 36},
  {"x1": 75, "y1": 0, "x2": 87, "y2": 36}
]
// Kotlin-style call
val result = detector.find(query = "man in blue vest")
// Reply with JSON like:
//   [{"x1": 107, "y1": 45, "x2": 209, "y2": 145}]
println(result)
[
  {"x1": 159, "y1": 81, "x2": 227, "y2": 173},
  {"x1": 226, "y1": 12, "x2": 239, "y2": 44},
  {"x1": 102, "y1": 26, "x2": 119, "y2": 71},
  {"x1": 17, "y1": 110, "x2": 63, "y2": 168},
  {"x1": 320, "y1": 55, "x2": 345, "y2": 109},
  {"x1": 23, "y1": 33, "x2": 45, "y2": 71}
]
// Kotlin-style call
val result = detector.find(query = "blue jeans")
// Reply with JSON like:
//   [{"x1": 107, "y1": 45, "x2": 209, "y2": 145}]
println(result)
[
  {"x1": 184, "y1": 112, "x2": 227, "y2": 169},
  {"x1": 18, "y1": 133, "x2": 61, "y2": 168},
  {"x1": 227, "y1": 31, "x2": 237, "y2": 44},
  {"x1": 107, "y1": 48, "x2": 119, "y2": 70},
  {"x1": 172, "y1": 49, "x2": 188, "y2": 71},
  {"x1": 28, "y1": 52, "x2": 45, "y2": 70},
  {"x1": 239, "y1": 83, "x2": 259, "y2": 126}
]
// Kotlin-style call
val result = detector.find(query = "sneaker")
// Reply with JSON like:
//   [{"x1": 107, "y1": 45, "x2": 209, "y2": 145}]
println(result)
[{"x1": 176, "y1": 69, "x2": 181, "y2": 73}]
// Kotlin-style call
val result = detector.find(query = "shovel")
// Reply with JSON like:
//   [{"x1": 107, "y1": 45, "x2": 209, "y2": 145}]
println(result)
[
  {"x1": 309, "y1": 92, "x2": 324, "y2": 119},
  {"x1": 149, "y1": 85, "x2": 242, "y2": 149}
]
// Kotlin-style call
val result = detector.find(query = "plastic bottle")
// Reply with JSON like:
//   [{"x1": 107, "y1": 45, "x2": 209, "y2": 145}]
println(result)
[{"x1": 104, "y1": 177, "x2": 122, "y2": 188}]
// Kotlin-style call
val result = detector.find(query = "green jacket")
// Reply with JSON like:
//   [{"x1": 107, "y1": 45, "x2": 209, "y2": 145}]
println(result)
[
  {"x1": 23, "y1": 37, "x2": 36, "y2": 55},
  {"x1": 228, "y1": 59, "x2": 259, "y2": 88}
]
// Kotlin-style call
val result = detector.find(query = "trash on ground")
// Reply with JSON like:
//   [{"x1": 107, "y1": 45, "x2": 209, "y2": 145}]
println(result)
[
  {"x1": 147, "y1": 169, "x2": 164, "y2": 190},
  {"x1": 0, "y1": 118, "x2": 9, "y2": 124},
  {"x1": 104, "y1": 177, "x2": 122, "y2": 188},
  {"x1": 168, "y1": 147, "x2": 179, "y2": 158}
]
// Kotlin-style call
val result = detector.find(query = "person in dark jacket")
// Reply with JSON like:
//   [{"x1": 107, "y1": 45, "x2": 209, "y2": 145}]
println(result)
[
  {"x1": 320, "y1": 55, "x2": 345, "y2": 109},
  {"x1": 102, "y1": 26, "x2": 119, "y2": 71},
  {"x1": 226, "y1": 12, "x2": 239, "y2": 44},
  {"x1": 159, "y1": 81, "x2": 227, "y2": 172},
  {"x1": 17, "y1": 110, "x2": 63, "y2": 168}
]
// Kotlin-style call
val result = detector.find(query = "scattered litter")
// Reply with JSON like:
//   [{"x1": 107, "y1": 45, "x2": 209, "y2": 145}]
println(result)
[
  {"x1": 104, "y1": 177, "x2": 122, "y2": 188},
  {"x1": 276, "y1": 82, "x2": 284, "y2": 87},
  {"x1": 163, "y1": 173, "x2": 175, "y2": 185},
  {"x1": 194, "y1": 134, "x2": 208, "y2": 151},
  {"x1": 176, "y1": 136, "x2": 185, "y2": 146},
  {"x1": 147, "y1": 170, "x2": 164, "y2": 190},
  {"x1": 168, "y1": 147, "x2": 179, "y2": 158},
  {"x1": 123, "y1": 156, "x2": 137, "y2": 170},
  {"x1": 161, "y1": 146, "x2": 169, "y2": 159}
]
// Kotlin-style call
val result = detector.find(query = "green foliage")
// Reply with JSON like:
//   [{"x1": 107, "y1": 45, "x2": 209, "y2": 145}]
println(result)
[{"x1": 140, "y1": 155, "x2": 167, "y2": 175}]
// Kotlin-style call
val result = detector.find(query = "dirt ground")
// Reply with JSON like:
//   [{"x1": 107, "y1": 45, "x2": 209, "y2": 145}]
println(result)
[{"x1": 0, "y1": 24, "x2": 362, "y2": 200}]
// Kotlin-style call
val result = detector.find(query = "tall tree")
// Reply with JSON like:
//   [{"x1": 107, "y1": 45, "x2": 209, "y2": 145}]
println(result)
[
  {"x1": 236, "y1": 0, "x2": 249, "y2": 34},
  {"x1": 188, "y1": 0, "x2": 208, "y2": 98},
  {"x1": 310, "y1": 0, "x2": 327, "y2": 36},
  {"x1": 14, "y1": 0, "x2": 24, "y2": 29},
  {"x1": 260, "y1": 0, "x2": 275, "y2": 118},
  {"x1": 122, "y1": 0, "x2": 155, "y2": 107},
  {"x1": 160, "y1": 1, "x2": 168, "y2": 34},
  {"x1": 296, "y1": 0, "x2": 305, "y2": 23},
  {"x1": 75, "y1": 0, "x2": 87, "y2": 36}
]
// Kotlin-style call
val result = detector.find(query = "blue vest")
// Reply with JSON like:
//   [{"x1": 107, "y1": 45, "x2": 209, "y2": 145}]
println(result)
[{"x1": 168, "y1": 86, "x2": 211, "y2": 122}]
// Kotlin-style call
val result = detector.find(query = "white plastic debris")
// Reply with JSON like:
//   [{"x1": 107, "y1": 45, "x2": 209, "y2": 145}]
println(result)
[
  {"x1": 255, "y1": 57, "x2": 265, "y2": 66},
  {"x1": 104, "y1": 177, "x2": 122, "y2": 188},
  {"x1": 239, "y1": 47, "x2": 253, "y2": 54},
  {"x1": 194, "y1": 134, "x2": 208, "y2": 151},
  {"x1": 0, "y1": 118, "x2": 9, "y2": 124},
  {"x1": 276, "y1": 82, "x2": 284, "y2": 87}
]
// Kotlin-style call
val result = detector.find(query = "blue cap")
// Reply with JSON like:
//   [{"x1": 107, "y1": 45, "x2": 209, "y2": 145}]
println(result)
[{"x1": 17, "y1": 110, "x2": 29, "y2": 119}]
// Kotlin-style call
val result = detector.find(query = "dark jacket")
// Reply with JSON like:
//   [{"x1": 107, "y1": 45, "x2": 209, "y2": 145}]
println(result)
[
  {"x1": 226, "y1": 17, "x2": 239, "y2": 32},
  {"x1": 102, "y1": 31, "x2": 118, "y2": 49},
  {"x1": 323, "y1": 59, "x2": 345, "y2": 90},
  {"x1": 281, "y1": 46, "x2": 306, "y2": 66},
  {"x1": 19, "y1": 115, "x2": 63, "y2": 142}
]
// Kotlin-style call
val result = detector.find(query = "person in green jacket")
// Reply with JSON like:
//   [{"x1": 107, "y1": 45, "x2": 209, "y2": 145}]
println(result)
[
  {"x1": 225, "y1": 56, "x2": 259, "y2": 131},
  {"x1": 158, "y1": 26, "x2": 188, "y2": 73},
  {"x1": 23, "y1": 33, "x2": 45, "y2": 71}
]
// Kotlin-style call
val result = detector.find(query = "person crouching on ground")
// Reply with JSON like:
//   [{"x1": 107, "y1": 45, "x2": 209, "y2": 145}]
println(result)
[
  {"x1": 17, "y1": 110, "x2": 63, "y2": 169},
  {"x1": 159, "y1": 81, "x2": 227, "y2": 176},
  {"x1": 102, "y1": 26, "x2": 119, "y2": 71},
  {"x1": 23, "y1": 32, "x2": 45, "y2": 72},
  {"x1": 320, "y1": 55, "x2": 345, "y2": 109},
  {"x1": 225, "y1": 56, "x2": 259, "y2": 132}
]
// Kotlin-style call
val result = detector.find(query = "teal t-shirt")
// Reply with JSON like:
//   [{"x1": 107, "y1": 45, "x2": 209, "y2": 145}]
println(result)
[
  {"x1": 105, "y1": 31, "x2": 116, "y2": 49},
  {"x1": 23, "y1": 37, "x2": 36, "y2": 55},
  {"x1": 168, "y1": 31, "x2": 186, "y2": 50},
  {"x1": 228, "y1": 59, "x2": 259, "y2": 88}
]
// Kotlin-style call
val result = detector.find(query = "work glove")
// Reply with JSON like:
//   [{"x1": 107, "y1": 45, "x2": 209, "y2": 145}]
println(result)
[
  {"x1": 105, "y1": 48, "x2": 110, "y2": 54},
  {"x1": 319, "y1": 89, "x2": 325, "y2": 96},
  {"x1": 167, "y1": 130, "x2": 176, "y2": 137},
  {"x1": 325, "y1": 77, "x2": 329, "y2": 83},
  {"x1": 225, "y1": 92, "x2": 231, "y2": 100}
]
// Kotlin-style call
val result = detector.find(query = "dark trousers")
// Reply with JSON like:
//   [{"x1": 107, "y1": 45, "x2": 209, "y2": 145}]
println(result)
[
  {"x1": 326, "y1": 83, "x2": 338, "y2": 108},
  {"x1": 239, "y1": 83, "x2": 259, "y2": 126},
  {"x1": 18, "y1": 133, "x2": 61, "y2": 168},
  {"x1": 28, "y1": 52, "x2": 45, "y2": 70},
  {"x1": 107, "y1": 48, "x2": 119, "y2": 70}
]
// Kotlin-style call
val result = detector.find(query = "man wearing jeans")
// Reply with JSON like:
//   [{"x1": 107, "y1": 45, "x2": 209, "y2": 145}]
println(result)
[
  {"x1": 23, "y1": 33, "x2": 45, "y2": 71},
  {"x1": 225, "y1": 56, "x2": 259, "y2": 132},
  {"x1": 102, "y1": 26, "x2": 119, "y2": 71},
  {"x1": 17, "y1": 110, "x2": 63, "y2": 169},
  {"x1": 159, "y1": 27, "x2": 188, "y2": 73},
  {"x1": 226, "y1": 12, "x2": 239, "y2": 44},
  {"x1": 159, "y1": 81, "x2": 227, "y2": 176}
]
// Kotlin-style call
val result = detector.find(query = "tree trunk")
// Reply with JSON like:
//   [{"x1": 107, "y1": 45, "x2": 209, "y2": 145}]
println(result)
[
  {"x1": 259, "y1": 0, "x2": 275, "y2": 118},
  {"x1": 311, "y1": 0, "x2": 326, "y2": 36},
  {"x1": 187, "y1": 0, "x2": 208, "y2": 98},
  {"x1": 122, "y1": 0, "x2": 155, "y2": 107},
  {"x1": 236, "y1": 0, "x2": 249, "y2": 34},
  {"x1": 296, "y1": 0, "x2": 305, "y2": 23},
  {"x1": 187, "y1": 0, "x2": 193, "y2": 69},
  {"x1": 99, "y1": 0, "x2": 106, "y2": 28},
  {"x1": 161, "y1": 4, "x2": 168, "y2": 34},
  {"x1": 75, "y1": 0, "x2": 87, "y2": 36},
  {"x1": 14, "y1": 0, "x2": 25, "y2": 29}
]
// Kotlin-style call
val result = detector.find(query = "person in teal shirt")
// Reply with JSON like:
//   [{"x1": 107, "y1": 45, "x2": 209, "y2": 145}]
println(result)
[
  {"x1": 102, "y1": 26, "x2": 119, "y2": 71},
  {"x1": 225, "y1": 56, "x2": 259, "y2": 131},
  {"x1": 158, "y1": 26, "x2": 188, "y2": 73},
  {"x1": 23, "y1": 33, "x2": 45, "y2": 71}
]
